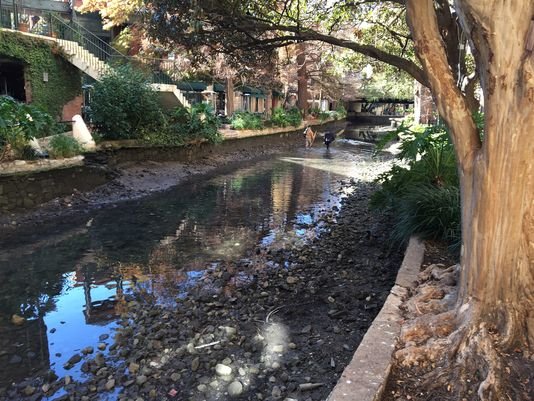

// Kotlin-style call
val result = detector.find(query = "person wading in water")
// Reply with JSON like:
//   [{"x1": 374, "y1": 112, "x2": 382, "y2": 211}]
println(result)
[{"x1": 323, "y1": 131, "x2": 336, "y2": 150}]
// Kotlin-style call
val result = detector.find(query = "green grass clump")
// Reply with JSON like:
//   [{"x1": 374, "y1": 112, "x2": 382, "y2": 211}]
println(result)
[{"x1": 49, "y1": 134, "x2": 83, "y2": 159}]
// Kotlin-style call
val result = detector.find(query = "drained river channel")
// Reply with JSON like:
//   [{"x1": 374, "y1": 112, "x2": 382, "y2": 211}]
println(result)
[{"x1": 0, "y1": 138, "x2": 404, "y2": 401}]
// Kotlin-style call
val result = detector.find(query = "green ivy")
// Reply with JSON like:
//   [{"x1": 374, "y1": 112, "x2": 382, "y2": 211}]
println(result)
[{"x1": 0, "y1": 31, "x2": 81, "y2": 118}]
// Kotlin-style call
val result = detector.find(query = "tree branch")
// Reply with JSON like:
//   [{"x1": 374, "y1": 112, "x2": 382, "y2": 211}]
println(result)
[{"x1": 229, "y1": 19, "x2": 429, "y2": 86}]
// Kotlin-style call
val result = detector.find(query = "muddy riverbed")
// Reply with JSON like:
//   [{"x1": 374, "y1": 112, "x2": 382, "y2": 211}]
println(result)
[{"x1": 0, "y1": 139, "x2": 404, "y2": 401}]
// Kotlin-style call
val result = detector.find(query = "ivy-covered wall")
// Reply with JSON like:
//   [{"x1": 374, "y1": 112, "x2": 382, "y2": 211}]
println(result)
[{"x1": 0, "y1": 31, "x2": 81, "y2": 118}]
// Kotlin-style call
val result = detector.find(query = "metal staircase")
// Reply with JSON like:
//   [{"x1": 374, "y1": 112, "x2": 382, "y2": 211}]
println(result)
[
  {"x1": 49, "y1": 14, "x2": 193, "y2": 109},
  {"x1": 0, "y1": 9, "x2": 192, "y2": 109}
]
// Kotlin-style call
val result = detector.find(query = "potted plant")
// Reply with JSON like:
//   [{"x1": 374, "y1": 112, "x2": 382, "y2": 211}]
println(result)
[{"x1": 18, "y1": 15, "x2": 30, "y2": 32}]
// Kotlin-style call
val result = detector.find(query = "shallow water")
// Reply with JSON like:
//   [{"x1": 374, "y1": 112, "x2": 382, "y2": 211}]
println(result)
[{"x1": 0, "y1": 139, "x2": 384, "y2": 387}]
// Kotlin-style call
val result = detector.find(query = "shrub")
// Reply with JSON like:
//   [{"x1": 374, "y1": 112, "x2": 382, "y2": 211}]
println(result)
[
  {"x1": 393, "y1": 184, "x2": 461, "y2": 245},
  {"x1": 0, "y1": 96, "x2": 59, "y2": 160},
  {"x1": 231, "y1": 111, "x2": 264, "y2": 130},
  {"x1": 286, "y1": 107, "x2": 303, "y2": 126},
  {"x1": 334, "y1": 104, "x2": 347, "y2": 118},
  {"x1": 318, "y1": 111, "x2": 330, "y2": 122},
  {"x1": 371, "y1": 121, "x2": 461, "y2": 247},
  {"x1": 270, "y1": 107, "x2": 302, "y2": 128},
  {"x1": 89, "y1": 65, "x2": 165, "y2": 140},
  {"x1": 49, "y1": 134, "x2": 83, "y2": 159},
  {"x1": 145, "y1": 103, "x2": 222, "y2": 146},
  {"x1": 270, "y1": 107, "x2": 291, "y2": 127}
]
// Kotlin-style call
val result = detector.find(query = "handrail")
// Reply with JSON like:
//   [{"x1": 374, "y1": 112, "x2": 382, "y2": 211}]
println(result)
[{"x1": 49, "y1": 13, "x2": 127, "y2": 60}]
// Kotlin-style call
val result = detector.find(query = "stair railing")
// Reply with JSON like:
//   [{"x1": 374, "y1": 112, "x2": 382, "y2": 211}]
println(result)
[
  {"x1": 47, "y1": 14, "x2": 185, "y2": 86},
  {"x1": 48, "y1": 13, "x2": 127, "y2": 66}
]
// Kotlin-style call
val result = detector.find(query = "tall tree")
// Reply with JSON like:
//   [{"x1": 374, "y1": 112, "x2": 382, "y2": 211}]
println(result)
[{"x1": 143, "y1": 1, "x2": 533, "y2": 399}]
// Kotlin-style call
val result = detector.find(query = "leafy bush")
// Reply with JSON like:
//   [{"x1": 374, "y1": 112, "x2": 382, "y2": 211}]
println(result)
[
  {"x1": 286, "y1": 107, "x2": 302, "y2": 126},
  {"x1": 318, "y1": 111, "x2": 331, "y2": 122},
  {"x1": 334, "y1": 104, "x2": 347, "y2": 119},
  {"x1": 231, "y1": 111, "x2": 264, "y2": 130},
  {"x1": 0, "y1": 96, "x2": 60, "y2": 160},
  {"x1": 145, "y1": 103, "x2": 222, "y2": 146},
  {"x1": 89, "y1": 65, "x2": 165, "y2": 140},
  {"x1": 49, "y1": 134, "x2": 83, "y2": 159},
  {"x1": 393, "y1": 184, "x2": 461, "y2": 245},
  {"x1": 270, "y1": 107, "x2": 291, "y2": 127},
  {"x1": 371, "y1": 121, "x2": 461, "y2": 247}
]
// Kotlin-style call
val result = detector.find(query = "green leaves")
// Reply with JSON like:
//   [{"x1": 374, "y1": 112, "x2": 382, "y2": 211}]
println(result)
[
  {"x1": 49, "y1": 134, "x2": 83, "y2": 159},
  {"x1": 231, "y1": 112, "x2": 264, "y2": 130},
  {"x1": 371, "y1": 120, "x2": 461, "y2": 248},
  {"x1": 146, "y1": 103, "x2": 222, "y2": 146},
  {"x1": 89, "y1": 65, "x2": 165, "y2": 140},
  {"x1": 0, "y1": 31, "x2": 81, "y2": 117},
  {"x1": 270, "y1": 107, "x2": 302, "y2": 128},
  {"x1": 0, "y1": 96, "x2": 62, "y2": 159}
]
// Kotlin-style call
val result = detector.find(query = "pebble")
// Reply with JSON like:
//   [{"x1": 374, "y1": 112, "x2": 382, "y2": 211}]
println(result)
[
  {"x1": 136, "y1": 375, "x2": 148, "y2": 386},
  {"x1": 272, "y1": 345, "x2": 284, "y2": 353},
  {"x1": 81, "y1": 346, "x2": 94, "y2": 355},
  {"x1": 191, "y1": 357, "x2": 200, "y2": 371},
  {"x1": 170, "y1": 372, "x2": 181, "y2": 381},
  {"x1": 95, "y1": 353, "x2": 106, "y2": 366},
  {"x1": 215, "y1": 363, "x2": 232, "y2": 376},
  {"x1": 228, "y1": 380, "x2": 243, "y2": 396},
  {"x1": 272, "y1": 385, "x2": 282, "y2": 399},
  {"x1": 128, "y1": 362, "x2": 140, "y2": 374},
  {"x1": 67, "y1": 354, "x2": 82, "y2": 365},
  {"x1": 23, "y1": 386, "x2": 35, "y2": 396},
  {"x1": 9, "y1": 355, "x2": 22, "y2": 364},
  {"x1": 286, "y1": 276, "x2": 298, "y2": 284},
  {"x1": 105, "y1": 379, "x2": 115, "y2": 390},
  {"x1": 97, "y1": 343, "x2": 107, "y2": 351}
]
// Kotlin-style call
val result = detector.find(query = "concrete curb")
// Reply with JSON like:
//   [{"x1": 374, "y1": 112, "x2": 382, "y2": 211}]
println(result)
[
  {"x1": 326, "y1": 237, "x2": 425, "y2": 401},
  {"x1": 0, "y1": 156, "x2": 85, "y2": 176},
  {"x1": 220, "y1": 118, "x2": 343, "y2": 140}
]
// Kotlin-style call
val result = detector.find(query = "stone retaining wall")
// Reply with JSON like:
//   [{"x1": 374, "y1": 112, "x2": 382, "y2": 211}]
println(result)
[{"x1": 0, "y1": 165, "x2": 110, "y2": 213}]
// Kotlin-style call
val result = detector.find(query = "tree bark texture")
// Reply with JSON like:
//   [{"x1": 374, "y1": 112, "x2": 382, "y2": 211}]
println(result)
[
  {"x1": 297, "y1": 43, "x2": 308, "y2": 116},
  {"x1": 406, "y1": 0, "x2": 534, "y2": 354},
  {"x1": 226, "y1": 78, "x2": 234, "y2": 116}
]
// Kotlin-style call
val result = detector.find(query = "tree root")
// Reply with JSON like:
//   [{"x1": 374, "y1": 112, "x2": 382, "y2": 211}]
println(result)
[{"x1": 391, "y1": 263, "x2": 533, "y2": 400}]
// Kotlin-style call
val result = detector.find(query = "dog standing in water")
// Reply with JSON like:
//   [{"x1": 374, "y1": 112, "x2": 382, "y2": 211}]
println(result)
[{"x1": 303, "y1": 126, "x2": 317, "y2": 148}]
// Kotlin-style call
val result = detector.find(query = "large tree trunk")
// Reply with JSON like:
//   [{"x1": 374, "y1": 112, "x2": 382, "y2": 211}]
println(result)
[
  {"x1": 297, "y1": 43, "x2": 308, "y2": 116},
  {"x1": 226, "y1": 78, "x2": 234, "y2": 116},
  {"x1": 454, "y1": 0, "x2": 534, "y2": 350},
  {"x1": 406, "y1": 1, "x2": 534, "y2": 398}
]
